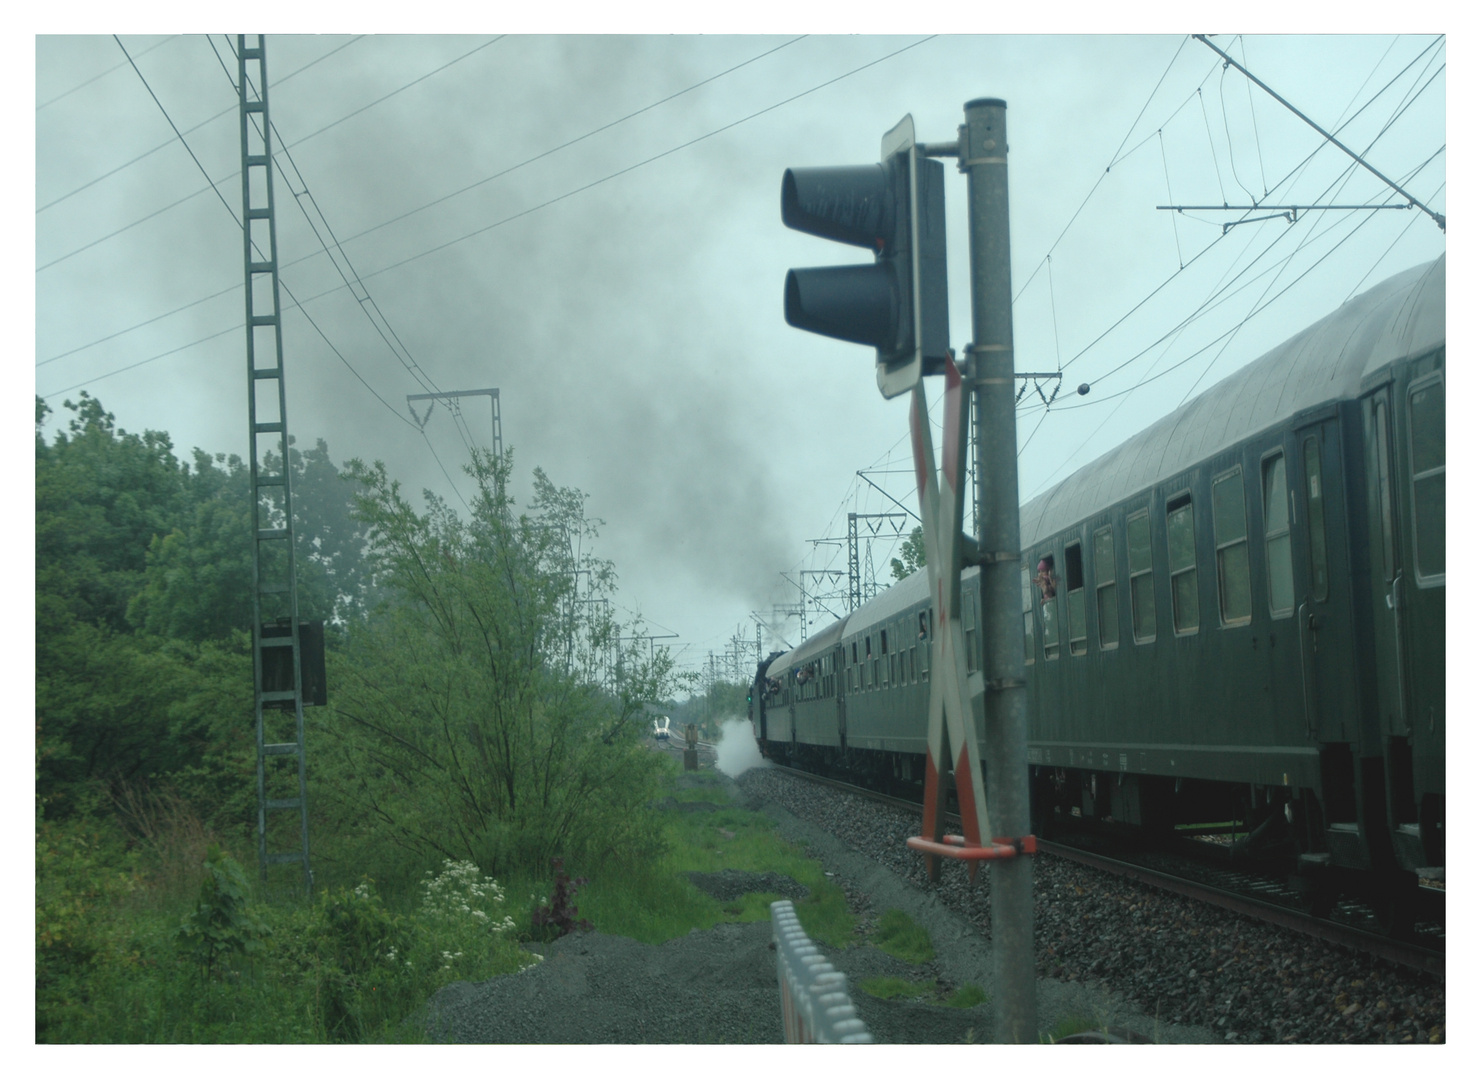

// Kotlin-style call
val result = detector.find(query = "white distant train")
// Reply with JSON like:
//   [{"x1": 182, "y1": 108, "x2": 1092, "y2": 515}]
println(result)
[{"x1": 652, "y1": 716, "x2": 672, "y2": 742}]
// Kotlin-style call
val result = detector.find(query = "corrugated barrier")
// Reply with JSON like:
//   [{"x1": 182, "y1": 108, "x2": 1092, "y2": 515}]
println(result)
[{"x1": 770, "y1": 899, "x2": 873, "y2": 1043}]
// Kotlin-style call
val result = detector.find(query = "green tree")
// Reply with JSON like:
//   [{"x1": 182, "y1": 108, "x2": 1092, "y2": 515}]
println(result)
[
  {"x1": 36, "y1": 394, "x2": 189, "y2": 632},
  {"x1": 322, "y1": 449, "x2": 679, "y2": 875},
  {"x1": 890, "y1": 525, "x2": 926, "y2": 581}
]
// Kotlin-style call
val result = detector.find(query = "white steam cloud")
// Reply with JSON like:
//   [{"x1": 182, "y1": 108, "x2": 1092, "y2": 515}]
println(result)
[{"x1": 714, "y1": 716, "x2": 770, "y2": 777}]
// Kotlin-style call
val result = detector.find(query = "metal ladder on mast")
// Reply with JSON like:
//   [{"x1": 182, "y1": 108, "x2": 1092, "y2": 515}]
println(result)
[{"x1": 238, "y1": 34, "x2": 311, "y2": 894}]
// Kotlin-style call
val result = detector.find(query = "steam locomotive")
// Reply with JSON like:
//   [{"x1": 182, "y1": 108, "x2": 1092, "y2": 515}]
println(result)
[{"x1": 751, "y1": 255, "x2": 1444, "y2": 919}]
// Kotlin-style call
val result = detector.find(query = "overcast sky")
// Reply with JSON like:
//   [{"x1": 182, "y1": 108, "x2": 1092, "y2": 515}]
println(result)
[{"x1": 32, "y1": 26, "x2": 1448, "y2": 681}]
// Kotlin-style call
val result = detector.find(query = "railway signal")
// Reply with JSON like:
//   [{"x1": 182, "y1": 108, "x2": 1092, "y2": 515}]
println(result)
[{"x1": 781, "y1": 115, "x2": 949, "y2": 399}]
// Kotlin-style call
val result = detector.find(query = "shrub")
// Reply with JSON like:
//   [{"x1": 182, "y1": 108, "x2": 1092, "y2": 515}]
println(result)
[
  {"x1": 175, "y1": 844, "x2": 271, "y2": 980},
  {"x1": 529, "y1": 858, "x2": 592, "y2": 942}
]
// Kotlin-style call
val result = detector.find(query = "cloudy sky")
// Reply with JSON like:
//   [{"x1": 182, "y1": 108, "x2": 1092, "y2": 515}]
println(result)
[{"x1": 32, "y1": 26, "x2": 1448, "y2": 681}]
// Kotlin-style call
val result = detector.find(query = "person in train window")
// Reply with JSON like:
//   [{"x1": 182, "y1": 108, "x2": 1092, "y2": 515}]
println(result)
[{"x1": 1035, "y1": 556, "x2": 1058, "y2": 612}]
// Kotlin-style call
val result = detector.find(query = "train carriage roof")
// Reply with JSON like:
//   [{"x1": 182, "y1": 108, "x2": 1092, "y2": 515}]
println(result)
[{"x1": 1020, "y1": 254, "x2": 1444, "y2": 548}]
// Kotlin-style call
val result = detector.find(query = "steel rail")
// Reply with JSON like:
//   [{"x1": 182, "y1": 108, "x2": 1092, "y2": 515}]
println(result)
[
  {"x1": 1037, "y1": 837, "x2": 1443, "y2": 980},
  {"x1": 768, "y1": 762, "x2": 1443, "y2": 979}
]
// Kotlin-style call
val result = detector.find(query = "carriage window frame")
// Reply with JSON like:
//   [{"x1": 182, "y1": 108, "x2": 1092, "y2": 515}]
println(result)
[
  {"x1": 1039, "y1": 550, "x2": 1061, "y2": 661},
  {"x1": 1021, "y1": 564, "x2": 1036, "y2": 664},
  {"x1": 1408, "y1": 372, "x2": 1445, "y2": 585},
  {"x1": 1211, "y1": 466, "x2": 1252, "y2": 628},
  {"x1": 964, "y1": 587, "x2": 979, "y2": 673},
  {"x1": 1262, "y1": 450, "x2": 1295, "y2": 617},
  {"x1": 1126, "y1": 507, "x2": 1156, "y2": 643},
  {"x1": 1093, "y1": 525, "x2": 1119, "y2": 650},
  {"x1": 1302, "y1": 436, "x2": 1331, "y2": 602},
  {"x1": 1166, "y1": 491, "x2": 1199, "y2": 635},
  {"x1": 1064, "y1": 540, "x2": 1088, "y2": 655}
]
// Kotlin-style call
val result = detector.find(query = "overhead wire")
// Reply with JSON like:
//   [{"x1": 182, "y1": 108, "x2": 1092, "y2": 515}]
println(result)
[
  {"x1": 336, "y1": 35, "x2": 809, "y2": 253},
  {"x1": 38, "y1": 35, "x2": 811, "y2": 370},
  {"x1": 36, "y1": 35, "x2": 500, "y2": 270},
  {"x1": 1013, "y1": 35, "x2": 1444, "y2": 491},
  {"x1": 37, "y1": 35, "x2": 366, "y2": 214},
  {"x1": 77, "y1": 38, "x2": 426, "y2": 444},
  {"x1": 215, "y1": 35, "x2": 476, "y2": 510},
  {"x1": 339, "y1": 36, "x2": 939, "y2": 288},
  {"x1": 43, "y1": 36, "x2": 942, "y2": 402},
  {"x1": 37, "y1": 34, "x2": 179, "y2": 111}
]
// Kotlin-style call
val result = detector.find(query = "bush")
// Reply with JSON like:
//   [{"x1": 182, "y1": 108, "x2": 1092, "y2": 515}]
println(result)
[
  {"x1": 35, "y1": 816, "x2": 141, "y2": 1041},
  {"x1": 529, "y1": 857, "x2": 592, "y2": 942},
  {"x1": 175, "y1": 844, "x2": 271, "y2": 980}
]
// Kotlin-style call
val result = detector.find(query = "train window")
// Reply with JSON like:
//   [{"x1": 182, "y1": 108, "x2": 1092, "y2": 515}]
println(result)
[
  {"x1": 1262, "y1": 453, "x2": 1295, "y2": 616},
  {"x1": 1212, "y1": 468, "x2": 1252, "y2": 626},
  {"x1": 1040, "y1": 552, "x2": 1061, "y2": 660},
  {"x1": 1303, "y1": 437, "x2": 1330, "y2": 600},
  {"x1": 1127, "y1": 509, "x2": 1156, "y2": 643},
  {"x1": 1166, "y1": 493, "x2": 1199, "y2": 633},
  {"x1": 1021, "y1": 564, "x2": 1035, "y2": 664},
  {"x1": 1093, "y1": 526, "x2": 1118, "y2": 649},
  {"x1": 920, "y1": 611, "x2": 931, "y2": 677},
  {"x1": 1409, "y1": 376, "x2": 1445, "y2": 582},
  {"x1": 880, "y1": 629, "x2": 890, "y2": 686},
  {"x1": 1065, "y1": 542, "x2": 1087, "y2": 655},
  {"x1": 1367, "y1": 399, "x2": 1397, "y2": 582},
  {"x1": 964, "y1": 588, "x2": 979, "y2": 672}
]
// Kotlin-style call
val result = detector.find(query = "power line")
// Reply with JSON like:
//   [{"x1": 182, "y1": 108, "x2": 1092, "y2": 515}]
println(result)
[
  {"x1": 36, "y1": 36, "x2": 501, "y2": 270},
  {"x1": 334, "y1": 35, "x2": 808, "y2": 254},
  {"x1": 42, "y1": 36, "x2": 939, "y2": 393},
  {"x1": 343, "y1": 36, "x2": 939, "y2": 287},
  {"x1": 36, "y1": 35, "x2": 179, "y2": 111},
  {"x1": 37, "y1": 35, "x2": 814, "y2": 368},
  {"x1": 37, "y1": 35, "x2": 366, "y2": 215}
]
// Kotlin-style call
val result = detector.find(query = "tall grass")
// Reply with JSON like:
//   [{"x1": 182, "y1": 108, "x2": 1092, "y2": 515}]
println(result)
[{"x1": 37, "y1": 766, "x2": 856, "y2": 1042}]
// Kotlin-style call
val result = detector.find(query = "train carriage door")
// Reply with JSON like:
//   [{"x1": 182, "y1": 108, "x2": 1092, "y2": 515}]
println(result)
[
  {"x1": 1362, "y1": 389, "x2": 1409, "y2": 742},
  {"x1": 1400, "y1": 370, "x2": 1444, "y2": 864},
  {"x1": 1366, "y1": 369, "x2": 1445, "y2": 870},
  {"x1": 1292, "y1": 418, "x2": 1358, "y2": 744},
  {"x1": 834, "y1": 644, "x2": 848, "y2": 750}
]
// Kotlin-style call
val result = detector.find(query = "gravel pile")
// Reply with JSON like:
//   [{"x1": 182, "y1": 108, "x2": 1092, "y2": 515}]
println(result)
[{"x1": 737, "y1": 766, "x2": 1446, "y2": 1044}]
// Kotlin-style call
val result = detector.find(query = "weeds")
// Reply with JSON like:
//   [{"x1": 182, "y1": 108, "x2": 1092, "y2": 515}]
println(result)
[{"x1": 869, "y1": 908, "x2": 935, "y2": 965}]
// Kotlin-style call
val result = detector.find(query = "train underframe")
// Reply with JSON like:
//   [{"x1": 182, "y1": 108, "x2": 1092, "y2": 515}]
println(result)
[{"x1": 757, "y1": 733, "x2": 1439, "y2": 936}]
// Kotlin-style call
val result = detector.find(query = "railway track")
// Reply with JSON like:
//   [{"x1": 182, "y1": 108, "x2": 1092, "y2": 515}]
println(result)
[{"x1": 771, "y1": 764, "x2": 1443, "y2": 979}]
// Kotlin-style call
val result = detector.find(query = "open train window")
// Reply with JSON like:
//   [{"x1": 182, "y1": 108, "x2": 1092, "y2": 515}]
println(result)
[
  {"x1": 1065, "y1": 541, "x2": 1087, "y2": 655},
  {"x1": 1039, "y1": 552, "x2": 1060, "y2": 660},
  {"x1": 1127, "y1": 509, "x2": 1155, "y2": 643},
  {"x1": 921, "y1": 608, "x2": 931, "y2": 677},
  {"x1": 1021, "y1": 564, "x2": 1035, "y2": 664},
  {"x1": 1166, "y1": 492, "x2": 1199, "y2": 634},
  {"x1": 1212, "y1": 467, "x2": 1252, "y2": 626},
  {"x1": 1409, "y1": 374, "x2": 1445, "y2": 583},
  {"x1": 1262, "y1": 452, "x2": 1294, "y2": 616},
  {"x1": 1093, "y1": 526, "x2": 1118, "y2": 649}
]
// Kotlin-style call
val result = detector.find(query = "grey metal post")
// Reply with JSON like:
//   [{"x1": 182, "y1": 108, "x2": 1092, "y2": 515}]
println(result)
[{"x1": 960, "y1": 97, "x2": 1036, "y2": 1043}]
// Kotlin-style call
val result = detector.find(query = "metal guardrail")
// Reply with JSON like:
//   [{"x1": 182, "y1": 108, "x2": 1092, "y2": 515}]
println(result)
[{"x1": 770, "y1": 900, "x2": 873, "y2": 1043}]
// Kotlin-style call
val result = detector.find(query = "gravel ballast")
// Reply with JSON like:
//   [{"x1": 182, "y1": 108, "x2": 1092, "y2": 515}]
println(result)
[{"x1": 421, "y1": 764, "x2": 1443, "y2": 1043}]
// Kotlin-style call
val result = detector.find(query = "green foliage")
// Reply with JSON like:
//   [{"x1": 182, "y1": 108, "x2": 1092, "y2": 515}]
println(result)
[
  {"x1": 176, "y1": 844, "x2": 272, "y2": 979},
  {"x1": 35, "y1": 814, "x2": 142, "y2": 1041},
  {"x1": 870, "y1": 907, "x2": 936, "y2": 965},
  {"x1": 945, "y1": 984, "x2": 988, "y2": 1008},
  {"x1": 321, "y1": 449, "x2": 681, "y2": 877},
  {"x1": 890, "y1": 525, "x2": 926, "y2": 582}
]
